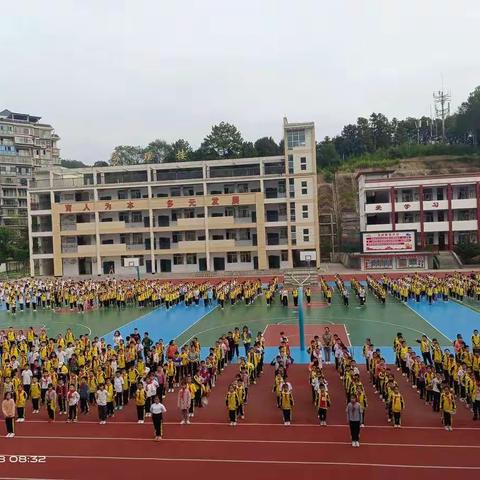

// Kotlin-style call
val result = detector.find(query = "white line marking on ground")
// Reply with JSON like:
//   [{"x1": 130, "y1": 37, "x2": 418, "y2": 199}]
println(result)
[
  {"x1": 403, "y1": 302, "x2": 453, "y2": 342},
  {"x1": 13, "y1": 435, "x2": 480, "y2": 449},
  {"x1": 20, "y1": 420, "x2": 480, "y2": 430},
  {"x1": 1, "y1": 454, "x2": 478, "y2": 470}
]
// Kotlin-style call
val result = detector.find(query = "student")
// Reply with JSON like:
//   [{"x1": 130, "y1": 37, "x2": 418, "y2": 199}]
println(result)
[
  {"x1": 226, "y1": 384, "x2": 239, "y2": 426},
  {"x1": 440, "y1": 385, "x2": 456, "y2": 431},
  {"x1": 280, "y1": 383, "x2": 294, "y2": 425},
  {"x1": 95, "y1": 384, "x2": 108, "y2": 425},
  {"x1": 316, "y1": 383, "x2": 330, "y2": 426},
  {"x1": 46, "y1": 384, "x2": 57, "y2": 423},
  {"x1": 346, "y1": 395, "x2": 361, "y2": 447},
  {"x1": 177, "y1": 380, "x2": 192, "y2": 425},
  {"x1": 66, "y1": 384, "x2": 80, "y2": 423},
  {"x1": 113, "y1": 371, "x2": 124, "y2": 410},
  {"x1": 2, "y1": 392, "x2": 15, "y2": 438},
  {"x1": 150, "y1": 395, "x2": 167, "y2": 441},
  {"x1": 15, "y1": 384, "x2": 27, "y2": 422},
  {"x1": 135, "y1": 382, "x2": 146, "y2": 424},
  {"x1": 79, "y1": 377, "x2": 89, "y2": 414},
  {"x1": 389, "y1": 386, "x2": 405, "y2": 427},
  {"x1": 30, "y1": 377, "x2": 41, "y2": 414}
]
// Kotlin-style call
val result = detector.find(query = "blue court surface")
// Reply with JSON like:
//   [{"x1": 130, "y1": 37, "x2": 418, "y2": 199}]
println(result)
[
  {"x1": 103, "y1": 303, "x2": 217, "y2": 345},
  {"x1": 406, "y1": 298, "x2": 480, "y2": 343}
]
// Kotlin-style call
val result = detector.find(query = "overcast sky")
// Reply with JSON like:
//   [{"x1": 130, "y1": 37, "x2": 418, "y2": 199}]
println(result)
[{"x1": 2, "y1": 0, "x2": 479, "y2": 164}]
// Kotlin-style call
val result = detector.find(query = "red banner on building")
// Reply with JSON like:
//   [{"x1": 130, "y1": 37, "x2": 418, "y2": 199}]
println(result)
[{"x1": 362, "y1": 231, "x2": 416, "y2": 253}]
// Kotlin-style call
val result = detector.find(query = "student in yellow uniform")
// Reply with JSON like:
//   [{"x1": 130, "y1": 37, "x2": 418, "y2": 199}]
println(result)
[
  {"x1": 15, "y1": 385, "x2": 27, "y2": 422},
  {"x1": 390, "y1": 386, "x2": 405, "y2": 427},
  {"x1": 135, "y1": 383, "x2": 146, "y2": 424},
  {"x1": 440, "y1": 385, "x2": 456, "y2": 431},
  {"x1": 30, "y1": 378, "x2": 41, "y2": 414},
  {"x1": 226, "y1": 384, "x2": 239, "y2": 426},
  {"x1": 280, "y1": 383, "x2": 294, "y2": 425},
  {"x1": 316, "y1": 383, "x2": 331, "y2": 426}
]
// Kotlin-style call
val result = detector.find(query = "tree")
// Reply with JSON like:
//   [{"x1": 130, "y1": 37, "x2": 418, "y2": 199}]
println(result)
[
  {"x1": 240, "y1": 141, "x2": 257, "y2": 158},
  {"x1": 0, "y1": 227, "x2": 28, "y2": 263},
  {"x1": 143, "y1": 139, "x2": 173, "y2": 164},
  {"x1": 454, "y1": 86, "x2": 480, "y2": 145},
  {"x1": 170, "y1": 139, "x2": 193, "y2": 162},
  {"x1": 369, "y1": 113, "x2": 392, "y2": 150},
  {"x1": 254, "y1": 136, "x2": 280, "y2": 156},
  {"x1": 93, "y1": 160, "x2": 109, "y2": 167},
  {"x1": 202, "y1": 122, "x2": 244, "y2": 158},
  {"x1": 61, "y1": 159, "x2": 87, "y2": 168},
  {"x1": 109, "y1": 146, "x2": 144, "y2": 166},
  {"x1": 316, "y1": 137, "x2": 340, "y2": 168}
]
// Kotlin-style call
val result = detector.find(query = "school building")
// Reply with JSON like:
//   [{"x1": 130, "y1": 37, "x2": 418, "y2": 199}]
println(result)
[
  {"x1": 28, "y1": 119, "x2": 320, "y2": 276},
  {"x1": 357, "y1": 170, "x2": 480, "y2": 270}
]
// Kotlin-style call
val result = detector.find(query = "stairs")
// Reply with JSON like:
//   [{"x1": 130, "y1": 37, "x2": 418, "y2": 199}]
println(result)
[{"x1": 436, "y1": 251, "x2": 462, "y2": 269}]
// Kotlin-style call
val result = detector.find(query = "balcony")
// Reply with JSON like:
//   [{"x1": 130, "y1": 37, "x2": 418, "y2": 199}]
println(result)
[
  {"x1": 395, "y1": 201, "x2": 420, "y2": 212},
  {"x1": 396, "y1": 222, "x2": 420, "y2": 231},
  {"x1": 423, "y1": 200, "x2": 448, "y2": 211},
  {"x1": 365, "y1": 224, "x2": 392, "y2": 232},
  {"x1": 364, "y1": 203, "x2": 392, "y2": 214},
  {"x1": 451, "y1": 198, "x2": 476, "y2": 209},
  {"x1": 452, "y1": 220, "x2": 477, "y2": 231},
  {"x1": 98, "y1": 221, "x2": 126, "y2": 233},
  {"x1": 424, "y1": 221, "x2": 449, "y2": 232},
  {"x1": 126, "y1": 243, "x2": 147, "y2": 251}
]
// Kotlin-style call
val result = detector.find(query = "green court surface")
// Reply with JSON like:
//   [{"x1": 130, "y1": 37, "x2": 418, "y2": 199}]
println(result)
[
  {"x1": 175, "y1": 289, "x2": 451, "y2": 347},
  {"x1": 0, "y1": 306, "x2": 153, "y2": 338},
  {"x1": 0, "y1": 287, "x2": 453, "y2": 349}
]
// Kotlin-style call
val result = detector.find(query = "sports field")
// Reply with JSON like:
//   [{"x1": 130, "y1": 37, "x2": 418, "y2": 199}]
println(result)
[
  {"x1": 2, "y1": 281, "x2": 480, "y2": 364},
  {"x1": 2, "y1": 277, "x2": 480, "y2": 479}
]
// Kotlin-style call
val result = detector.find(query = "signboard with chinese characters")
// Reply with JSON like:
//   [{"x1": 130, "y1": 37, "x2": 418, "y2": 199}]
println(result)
[{"x1": 362, "y1": 231, "x2": 416, "y2": 253}]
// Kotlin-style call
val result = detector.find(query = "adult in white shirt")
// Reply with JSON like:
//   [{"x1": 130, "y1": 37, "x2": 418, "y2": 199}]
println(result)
[
  {"x1": 150, "y1": 395, "x2": 167, "y2": 440},
  {"x1": 95, "y1": 385, "x2": 108, "y2": 424},
  {"x1": 145, "y1": 379, "x2": 157, "y2": 417}
]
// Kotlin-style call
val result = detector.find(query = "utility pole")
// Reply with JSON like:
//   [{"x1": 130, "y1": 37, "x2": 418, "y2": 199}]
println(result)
[{"x1": 433, "y1": 87, "x2": 451, "y2": 143}]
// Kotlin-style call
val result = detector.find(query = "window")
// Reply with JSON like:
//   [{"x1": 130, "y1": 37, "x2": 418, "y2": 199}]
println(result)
[
  {"x1": 119, "y1": 212, "x2": 130, "y2": 223},
  {"x1": 172, "y1": 232, "x2": 183, "y2": 243},
  {"x1": 425, "y1": 211, "x2": 434, "y2": 222},
  {"x1": 289, "y1": 178, "x2": 295, "y2": 198},
  {"x1": 237, "y1": 184, "x2": 248, "y2": 193},
  {"x1": 291, "y1": 226, "x2": 296, "y2": 246},
  {"x1": 186, "y1": 254, "x2": 197, "y2": 264},
  {"x1": 239, "y1": 230, "x2": 251, "y2": 240},
  {"x1": 132, "y1": 233, "x2": 143, "y2": 244},
  {"x1": 131, "y1": 212, "x2": 142, "y2": 223},
  {"x1": 290, "y1": 203, "x2": 296, "y2": 222},
  {"x1": 281, "y1": 250, "x2": 288, "y2": 261},
  {"x1": 226, "y1": 231, "x2": 237, "y2": 240},
  {"x1": 170, "y1": 188, "x2": 181, "y2": 197},
  {"x1": 185, "y1": 231, "x2": 196, "y2": 241},
  {"x1": 118, "y1": 190, "x2": 128, "y2": 200},
  {"x1": 303, "y1": 228, "x2": 310, "y2": 242},
  {"x1": 301, "y1": 181, "x2": 308, "y2": 195},
  {"x1": 288, "y1": 155, "x2": 294, "y2": 174},
  {"x1": 302, "y1": 205, "x2": 308, "y2": 219},
  {"x1": 173, "y1": 254, "x2": 184, "y2": 265},
  {"x1": 224, "y1": 185, "x2": 235, "y2": 194},
  {"x1": 300, "y1": 157, "x2": 307, "y2": 171},
  {"x1": 130, "y1": 190, "x2": 141, "y2": 199},
  {"x1": 224, "y1": 207, "x2": 234, "y2": 217},
  {"x1": 240, "y1": 252, "x2": 251, "y2": 263},
  {"x1": 287, "y1": 129, "x2": 306, "y2": 148},
  {"x1": 227, "y1": 252, "x2": 238, "y2": 263}
]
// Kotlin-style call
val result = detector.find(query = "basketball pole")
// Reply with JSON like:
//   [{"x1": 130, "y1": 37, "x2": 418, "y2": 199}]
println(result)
[
  {"x1": 136, "y1": 265, "x2": 140, "y2": 280},
  {"x1": 298, "y1": 285, "x2": 305, "y2": 351}
]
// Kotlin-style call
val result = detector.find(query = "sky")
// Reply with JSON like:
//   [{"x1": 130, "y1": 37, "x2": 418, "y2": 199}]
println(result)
[{"x1": 2, "y1": 0, "x2": 479, "y2": 164}]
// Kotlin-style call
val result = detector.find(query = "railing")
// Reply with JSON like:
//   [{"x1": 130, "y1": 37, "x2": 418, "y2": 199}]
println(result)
[
  {"x1": 61, "y1": 245, "x2": 78, "y2": 253},
  {"x1": 31, "y1": 224, "x2": 53, "y2": 233},
  {"x1": 126, "y1": 244, "x2": 146, "y2": 250},
  {"x1": 209, "y1": 167, "x2": 260, "y2": 178},
  {"x1": 264, "y1": 165, "x2": 285, "y2": 175},
  {"x1": 60, "y1": 224, "x2": 77, "y2": 231},
  {"x1": 30, "y1": 202, "x2": 52, "y2": 211},
  {"x1": 155, "y1": 170, "x2": 203, "y2": 182}
]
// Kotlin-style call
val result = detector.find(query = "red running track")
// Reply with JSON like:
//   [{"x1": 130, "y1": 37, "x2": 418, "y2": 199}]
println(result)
[{"x1": 1, "y1": 365, "x2": 480, "y2": 480}]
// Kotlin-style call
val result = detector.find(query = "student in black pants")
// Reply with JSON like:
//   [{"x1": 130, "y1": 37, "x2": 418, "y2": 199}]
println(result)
[{"x1": 150, "y1": 396, "x2": 167, "y2": 440}]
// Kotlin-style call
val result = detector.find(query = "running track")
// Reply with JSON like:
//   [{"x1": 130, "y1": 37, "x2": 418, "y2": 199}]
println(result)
[{"x1": 1, "y1": 364, "x2": 479, "y2": 480}]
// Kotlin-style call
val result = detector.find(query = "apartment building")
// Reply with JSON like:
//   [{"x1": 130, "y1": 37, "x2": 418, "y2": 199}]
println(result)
[
  {"x1": 358, "y1": 170, "x2": 480, "y2": 249},
  {"x1": 28, "y1": 119, "x2": 320, "y2": 277},
  {"x1": 0, "y1": 109, "x2": 60, "y2": 228}
]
